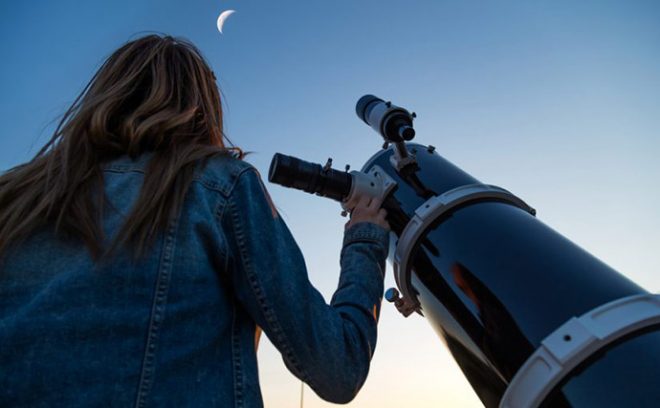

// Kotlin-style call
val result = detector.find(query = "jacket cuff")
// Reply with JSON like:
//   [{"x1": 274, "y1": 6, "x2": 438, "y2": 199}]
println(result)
[{"x1": 343, "y1": 222, "x2": 390, "y2": 249}]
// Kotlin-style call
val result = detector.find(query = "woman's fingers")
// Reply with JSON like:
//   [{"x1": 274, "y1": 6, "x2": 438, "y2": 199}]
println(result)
[
  {"x1": 367, "y1": 196, "x2": 382, "y2": 211},
  {"x1": 351, "y1": 194, "x2": 373, "y2": 217},
  {"x1": 358, "y1": 194, "x2": 371, "y2": 208},
  {"x1": 376, "y1": 208, "x2": 390, "y2": 230},
  {"x1": 346, "y1": 195, "x2": 390, "y2": 230}
]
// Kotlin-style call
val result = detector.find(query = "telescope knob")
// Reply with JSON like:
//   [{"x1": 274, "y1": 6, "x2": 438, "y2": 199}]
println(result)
[
  {"x1": 385, "y1": 287, "x2": 418, "y2": 317},
  {"x1": 385, "y1": 287, "x2": 402, "y2": 304}
]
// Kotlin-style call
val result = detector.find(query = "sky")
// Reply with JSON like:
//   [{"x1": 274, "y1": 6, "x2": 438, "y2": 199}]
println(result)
[{"x1": 2, "y1": 1, "x2": 659, "y2": 406}]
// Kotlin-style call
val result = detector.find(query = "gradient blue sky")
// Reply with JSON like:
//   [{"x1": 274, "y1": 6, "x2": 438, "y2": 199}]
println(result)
[{"x1": 2, "y1": 1, "x2": 659, "y2": 406}]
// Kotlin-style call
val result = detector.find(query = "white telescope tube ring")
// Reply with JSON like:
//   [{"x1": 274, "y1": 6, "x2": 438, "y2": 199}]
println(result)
[
  {"x1": 500, "y1": 293, "x2": 660, "y2": 408},
  {"x1": 392, "y1": 184, "x2": 536, "y2": 317}
]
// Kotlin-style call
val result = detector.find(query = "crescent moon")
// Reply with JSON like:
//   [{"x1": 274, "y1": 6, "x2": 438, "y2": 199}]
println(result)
[{"x1": 216, "y1": 9, "x2": 236, "y2": 34}]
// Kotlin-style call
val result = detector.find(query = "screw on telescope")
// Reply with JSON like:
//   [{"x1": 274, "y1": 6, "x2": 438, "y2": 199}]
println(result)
[
  {"x1": 385, "y1": 287, "x2": 404, "y2": 309},
  {"x1": 322, "y1": 158, "x2": 333, "y2": 172}
]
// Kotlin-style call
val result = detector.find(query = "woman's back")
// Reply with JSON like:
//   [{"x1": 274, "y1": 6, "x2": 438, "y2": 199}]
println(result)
[
  {"x1": 1, "y1": 152, "x2": 389, "y2": 407},
  {"x1": 1, "y1": 153, "x2": 249, "y2": 406}
]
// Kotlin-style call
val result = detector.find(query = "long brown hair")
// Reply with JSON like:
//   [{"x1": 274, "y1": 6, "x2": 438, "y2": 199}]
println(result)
[{"x1": 0, "y1": 34, "x2": 242, "y2": 259}]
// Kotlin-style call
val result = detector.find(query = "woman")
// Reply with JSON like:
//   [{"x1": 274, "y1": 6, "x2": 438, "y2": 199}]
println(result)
[{"x1": 0, "y1": 35, "x2": 390, "y2": 406}]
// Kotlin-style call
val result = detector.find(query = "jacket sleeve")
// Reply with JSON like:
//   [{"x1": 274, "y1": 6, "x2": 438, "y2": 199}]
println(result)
[{"x1": 221, "y1": 166, "x2": 389, "y2": 404}]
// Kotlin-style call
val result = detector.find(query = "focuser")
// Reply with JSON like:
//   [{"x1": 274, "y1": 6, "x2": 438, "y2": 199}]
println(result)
[{"x1": 268, "y1": 153, "x2": 396, "y2": 214}]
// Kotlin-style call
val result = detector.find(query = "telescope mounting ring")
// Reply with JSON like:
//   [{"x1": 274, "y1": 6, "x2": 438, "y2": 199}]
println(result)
[
  {"x1": 392, "y1": 183, "x2": 536, "y2": 317},
  {"x1": 500, "y1": 293, "x2": 660, "y2": 408}
]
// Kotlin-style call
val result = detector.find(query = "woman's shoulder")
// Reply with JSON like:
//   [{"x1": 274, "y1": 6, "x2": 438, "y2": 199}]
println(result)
[{"x1": 194, "y1": 152, "x2": 257, "y2": 197}]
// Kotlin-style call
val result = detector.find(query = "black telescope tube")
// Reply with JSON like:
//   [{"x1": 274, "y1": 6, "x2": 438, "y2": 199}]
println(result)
[
  {"x1": 361, "y1": 143, "x2": 659, "y2": 408},
  {"x1": 268, "y1": 153, "x2": 352, "y2": 202}
]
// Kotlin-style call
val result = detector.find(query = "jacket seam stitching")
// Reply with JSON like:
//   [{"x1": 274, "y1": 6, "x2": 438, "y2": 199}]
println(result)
[
  {"x1": 133, "y1": 216, "x2": 179, "y2": 408},
  {"x1": 231, "y1": 297, "x2": 245, "y2": 408},
  {"x1": 215, "y1": 199, "x2": 231, "y2": 274},
  {"x1": 227, "y1": 189, "x2": 314, "y2": 389},
  {"x1": 192, "y1": 177, "x2": 232, "y2": 195}
]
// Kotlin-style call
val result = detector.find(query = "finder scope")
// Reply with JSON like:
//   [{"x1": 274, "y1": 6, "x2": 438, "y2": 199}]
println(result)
[{"x1": 355, "y1": 94, "x2": 416, "y2": 142}]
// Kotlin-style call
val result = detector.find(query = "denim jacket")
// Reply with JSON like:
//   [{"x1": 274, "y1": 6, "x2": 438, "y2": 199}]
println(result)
[{"x1": 0, "y1": 153, "x2": 389, "y2": 407}]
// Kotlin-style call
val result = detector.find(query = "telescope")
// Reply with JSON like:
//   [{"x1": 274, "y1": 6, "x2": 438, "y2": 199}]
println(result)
[{"x1": 268, "y1": 95, "x2": 660, "y2": 407}]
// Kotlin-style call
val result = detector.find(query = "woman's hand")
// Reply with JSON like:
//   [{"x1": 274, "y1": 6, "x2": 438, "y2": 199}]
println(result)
[{"x1": 344, "y1": 195, "x2": 390, "y2": 231}]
